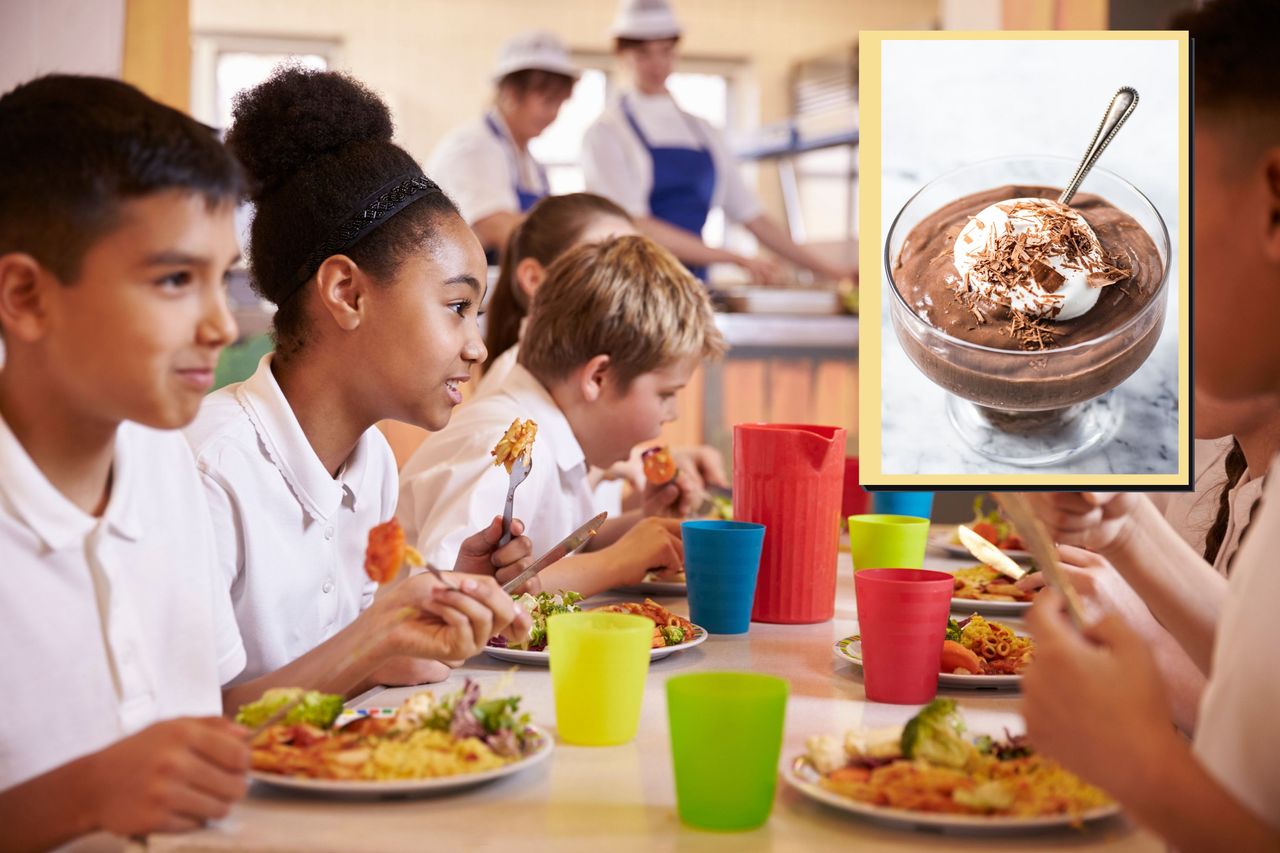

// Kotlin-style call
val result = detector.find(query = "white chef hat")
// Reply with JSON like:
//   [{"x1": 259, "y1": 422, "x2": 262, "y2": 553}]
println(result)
[
  {"x1": 611, "y1": 0, "x2": 683, "y2": 41},
  {"x1": 492, "y1": 31, "x2": 580, "y2": 83}
]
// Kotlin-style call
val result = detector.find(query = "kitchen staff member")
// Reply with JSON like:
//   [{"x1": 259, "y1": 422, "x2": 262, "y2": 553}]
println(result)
[
  {"x1": 582, "y1": 0, "x2": 853, "y2": 283},
  {"x1": 429, "y1": 31, "x2": 578, "y2": 259}
]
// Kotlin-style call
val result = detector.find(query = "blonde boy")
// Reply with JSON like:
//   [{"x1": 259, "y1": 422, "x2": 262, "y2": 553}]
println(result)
[{"x1": 399, "y1": 234, "x2": 726, "y2": 596}]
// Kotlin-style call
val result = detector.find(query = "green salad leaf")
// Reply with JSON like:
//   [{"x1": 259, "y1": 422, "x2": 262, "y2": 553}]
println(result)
[{"x1": 235, "y1": 688, "x2": 344, "y2": 729}]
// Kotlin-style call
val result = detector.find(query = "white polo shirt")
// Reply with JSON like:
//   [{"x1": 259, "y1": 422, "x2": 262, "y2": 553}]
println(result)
[
  {"x1": 186, "y1": 355, "x2": 398, "y2": 686},
  {"x1": 1193, "y1": 455, "x2": 1280, "y2": 828},
  {"x1": 582, "y1": 90, "x2": 764, "y2": 225},
  {"x1": 398, "y1": 362, "x2": 597, "y2": 569},
  {"x1": 0, "y1": 414, "x2": 244, "y2": 794},
  {"x1": 428, "y1": 111, "x2": 549, "y2": 226}
]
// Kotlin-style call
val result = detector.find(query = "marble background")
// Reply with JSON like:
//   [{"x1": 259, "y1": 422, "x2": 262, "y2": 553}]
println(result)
[{"x1": 878, "y1": 38, "x2": 1182, "y2": 476}]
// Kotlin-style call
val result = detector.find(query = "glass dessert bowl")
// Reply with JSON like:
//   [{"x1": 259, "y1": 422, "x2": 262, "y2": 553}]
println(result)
[{"x1": 885, "y1": 156, "x2": 1171, "y2": 466}]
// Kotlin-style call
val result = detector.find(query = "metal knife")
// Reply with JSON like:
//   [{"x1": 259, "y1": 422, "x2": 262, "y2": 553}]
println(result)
[
  {"x1": 992, "y1": 493, "x2": 1088, "y2": 628},
  {"x1": 502, "y1": 511, "x2": 608, "y2": 594},
  {"x1": 956, "y1": 524, "x2": 1026, "y2": 581}
]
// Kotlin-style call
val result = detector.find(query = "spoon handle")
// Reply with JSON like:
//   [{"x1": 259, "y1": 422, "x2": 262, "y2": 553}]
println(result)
[{"x1": 1058, "y1": 86, "x2": 1140, "y2": 206}]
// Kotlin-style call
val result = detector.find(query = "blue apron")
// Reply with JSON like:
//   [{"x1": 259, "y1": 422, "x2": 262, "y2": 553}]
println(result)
[
  {"x1": 622, "y1": 95, "x2": 717, "y2": 281},
  {"x1": 484, "y1": 112, "x2": 548, "y2": 213}
]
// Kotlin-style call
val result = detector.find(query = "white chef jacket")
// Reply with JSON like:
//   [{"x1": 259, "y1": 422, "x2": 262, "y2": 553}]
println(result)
[
  {"x1": 1193, "y1": 455, "x2": 1280, "y2": 828},
  {"x1": 1158, "y1": 436, "x2": 1265, "y2": 575},
  {"x1": 185, "y1": 355, "x2": 397, "y2": 686},
  {"x1": 0, "y1": 414, "x2": 245, "y2": 797},
  {"x1": 398, "y1": 362, "x2": 597, "y2": 569},
  {"x1": 582, "y1": 90, "x2": 764, "y2": 225},
  {"x1": 428, "y1": 110, "x2": 550, "y2": 226}
]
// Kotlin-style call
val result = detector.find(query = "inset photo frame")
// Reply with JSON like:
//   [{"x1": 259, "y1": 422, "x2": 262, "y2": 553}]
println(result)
[{"x1": 858, "y1": 31, "x2": 1190, "y2": 489}]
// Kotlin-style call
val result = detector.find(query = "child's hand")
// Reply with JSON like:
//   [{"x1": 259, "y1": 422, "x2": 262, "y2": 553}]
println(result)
[
  {"x1": 671, "y1": 445, "x2": 729, "y2": 492},
  {"x1": 385, "y1": 574, "x2": 531, "y2": 662},
  {"x1": 453, "y1": 516, "x2": 538, "y2": 594},
  {"x1": 1025, "y1": 492, "x2": 1145, "y2": 555},
  {"x1": 642, "y1": 470, "x2": 696, "y2": 518},
  {"x1": 1020, "y1": 588, "x2": 1177, "y2": 796},
  {"x1": 85, "y1": 717, "x2": 249, "y2": 835},
  {"x1": 611, "y1": 517, "x2": 684, "y2": 583},
  {"x1": 368, "y1": 655, "x2": 451, "y2": 687}
]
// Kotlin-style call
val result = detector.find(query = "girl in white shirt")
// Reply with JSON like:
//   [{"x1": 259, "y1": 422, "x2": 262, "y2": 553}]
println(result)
[
  {"x1": 1019, "y1": 2, "x2": 1280, "y2": 846},
  {"x1": 190, "y1": 67, "x2": 530, "y2": 709}
]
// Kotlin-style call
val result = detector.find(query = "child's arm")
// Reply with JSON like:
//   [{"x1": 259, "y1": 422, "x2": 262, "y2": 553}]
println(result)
[
  {"x1": 0, "y1": 717, "x2": 249, "y2": 852},
  {"x1": 537, "y1": 517, "x2": 684, "y2": 597},
  {"x1": 223, "y1": 574, "x2": 529, "y2": 713}
]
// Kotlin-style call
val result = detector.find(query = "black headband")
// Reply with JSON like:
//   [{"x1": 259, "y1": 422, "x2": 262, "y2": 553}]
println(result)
[{"x1": 292, "y1": 171, "x2": 444, "y2": 290}]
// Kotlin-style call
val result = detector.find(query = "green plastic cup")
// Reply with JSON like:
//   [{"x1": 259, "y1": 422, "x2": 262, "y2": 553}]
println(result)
[
  {"x1": 548, "y1": 612, "x2": 653, "y2": 745},
  {"x1": 666, "y1": 672, "x2": 789, "y2": 830},
  {"x1": 847, "y1": 513, "x2": 930, "y2": 571}
]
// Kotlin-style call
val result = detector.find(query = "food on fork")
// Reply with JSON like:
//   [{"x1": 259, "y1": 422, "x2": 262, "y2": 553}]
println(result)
[
  {"x1": 363, "y1": 517, "x2": 425, "y2": 585},
  {"x1": 641, "y1": 445, "x2": 678, "y2": 486},
  {"x1": 492, "y1": 418, "x2": 537, "y2": 473}
]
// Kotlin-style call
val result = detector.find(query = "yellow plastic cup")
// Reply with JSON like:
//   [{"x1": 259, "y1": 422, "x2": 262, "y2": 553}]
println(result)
[
  {"x1": 548, "y1": 612, "x2": 653, "y2": 745},
  {"x1": 847, "y1": 513, "x2": 930, "y2": 571}
]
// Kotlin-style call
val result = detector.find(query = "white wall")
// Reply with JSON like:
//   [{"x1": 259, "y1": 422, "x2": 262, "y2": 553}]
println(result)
[{"x1": 0, "y1": 0, "x2": 125, "y2": 93}]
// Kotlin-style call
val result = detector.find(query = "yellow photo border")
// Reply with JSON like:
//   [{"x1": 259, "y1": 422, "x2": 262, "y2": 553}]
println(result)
[{"x1": 857, "y1": 30, "x2": 1191, "y2": 488}]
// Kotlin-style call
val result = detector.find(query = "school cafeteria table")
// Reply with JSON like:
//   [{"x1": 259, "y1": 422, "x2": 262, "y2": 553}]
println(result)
[{"x1": 151, "y1": 553, "x2": 1162, "y2": 853}]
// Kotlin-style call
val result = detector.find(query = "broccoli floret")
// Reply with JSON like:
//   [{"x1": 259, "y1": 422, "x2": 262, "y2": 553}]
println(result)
[
  {"x1": 660, "y1": 625, "x2": 686, "y2": 646},
  {"x1": 945, "y1": 619, "x2": 963, "y2": 643},
  {"x1": 900, "y1": 698, "x2": 977, "y2": 770},
  {"x1": 235, "y1": 688, "x2": 343, "y2": 729}
]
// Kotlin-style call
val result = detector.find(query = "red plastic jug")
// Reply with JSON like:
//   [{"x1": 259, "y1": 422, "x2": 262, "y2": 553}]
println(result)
[{"x1": 733, "y1": 423, "x2": 847, "y2": 624}]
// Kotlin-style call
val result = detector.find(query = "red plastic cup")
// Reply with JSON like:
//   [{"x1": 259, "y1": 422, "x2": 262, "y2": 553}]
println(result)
[
  {"x1": 854, "y1": 569, "x2": 954, "y2": 704},
  {"x1": 734, "y1": 423, "x2": 846, "y2": 624},
  {"x1": 842, "y1": 456, "x2": 869, "y2": 519}
]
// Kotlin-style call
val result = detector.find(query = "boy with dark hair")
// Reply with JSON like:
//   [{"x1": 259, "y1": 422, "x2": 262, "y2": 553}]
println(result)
[{"x1": 0, "y1": 74, "x2": 249, "y2": 849}]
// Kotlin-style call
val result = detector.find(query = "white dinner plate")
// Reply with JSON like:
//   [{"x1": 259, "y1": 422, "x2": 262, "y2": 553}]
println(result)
[
  {"x1": 950, "y1": 596, "x2": 1033, "y2": 617},
  {"x1": 610, "y1": 579, "x2": 688, "y2": 596},
  {"x1": 929, "y1": 525, "x2": 1033, "y2": 562},
  {"x1": 783, "y1": 757, "x2": 1120, "y2": 833},
  {"x1": 483, "y1": 625, "x2": 707, "y2": 665},
  {"x1": 249, "y1": 723, "x2": 553, "y2": 797},
  {"x1": 833, "y1": 636, "x2": 1021, "y2": 689}
]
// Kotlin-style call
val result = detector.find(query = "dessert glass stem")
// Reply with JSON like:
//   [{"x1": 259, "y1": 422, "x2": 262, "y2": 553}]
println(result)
[{"x1": 1058, "y1": 87, "x2": 1139, "y2": 206}]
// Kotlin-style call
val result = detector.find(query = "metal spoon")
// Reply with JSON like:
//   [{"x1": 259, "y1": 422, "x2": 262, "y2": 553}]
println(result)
[{"x1": 1058, "y1": 86, "x2": 1140, "y2": 206}]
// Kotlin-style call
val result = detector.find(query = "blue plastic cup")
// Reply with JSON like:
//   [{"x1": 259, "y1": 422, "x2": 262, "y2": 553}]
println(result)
[
  {"x1": 871, "y1": 491, "x2": 935, "y2": 520},
  {"x1": 681, "y1": 520, "x2": 766, "y2": 634}
]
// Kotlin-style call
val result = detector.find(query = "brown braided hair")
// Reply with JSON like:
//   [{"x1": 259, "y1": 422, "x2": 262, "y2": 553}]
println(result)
[{"x1": 1203, "y1": 437, "x2": 1247, "y2": 568}]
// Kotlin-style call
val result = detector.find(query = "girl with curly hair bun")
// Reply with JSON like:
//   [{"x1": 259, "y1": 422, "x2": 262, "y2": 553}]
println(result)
[{"x1": 185, "y1": 67, "x2": 533, "y2": 710}]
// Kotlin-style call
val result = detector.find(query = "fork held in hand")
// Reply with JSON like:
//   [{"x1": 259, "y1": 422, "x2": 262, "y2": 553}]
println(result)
[{"x1": 498, "y1": 454, "x2": 532, "y2": 546}]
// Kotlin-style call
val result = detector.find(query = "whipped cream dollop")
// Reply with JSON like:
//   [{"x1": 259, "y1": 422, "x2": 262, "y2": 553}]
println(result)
[{"x1": 952, "y1": 198, "x2": 1122, "y2": 321}]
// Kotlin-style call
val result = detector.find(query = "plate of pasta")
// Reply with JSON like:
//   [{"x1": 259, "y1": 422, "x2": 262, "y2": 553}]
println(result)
[
  {"x1": 835, "y1": 614, "x2": 1032, "y2": 688},
  {"x1": 786, "y1": 699, "x2": 1118, "y2": 833},
  {"x1": 484, "y1": 594, "x2": 706, "y2": 664},
  {"x1": 244, "y1": 681, "x2": 552, "y2": 796}
]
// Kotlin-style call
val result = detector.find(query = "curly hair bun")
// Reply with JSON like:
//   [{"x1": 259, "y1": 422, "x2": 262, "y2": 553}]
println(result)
[{"x1": 225, "y1": 65, "x2": 395, "y2": 198}]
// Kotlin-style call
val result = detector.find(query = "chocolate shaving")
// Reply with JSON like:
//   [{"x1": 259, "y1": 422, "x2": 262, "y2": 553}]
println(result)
[
  {"x1": 1029, "y1": 259, "x2": 1066, "y2": 292},
  {"x1": 1008, "y1": 309, "x2": 1056, "y2": 351}
]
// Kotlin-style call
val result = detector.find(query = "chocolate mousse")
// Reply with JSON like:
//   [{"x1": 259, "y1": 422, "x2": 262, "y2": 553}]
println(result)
[{"x1": 891, "y1": 184, "x2": 1166, "y2": 414}]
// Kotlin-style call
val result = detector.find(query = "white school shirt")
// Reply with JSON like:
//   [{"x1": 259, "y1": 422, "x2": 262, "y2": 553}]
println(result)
[
  {"x1": 0, "y1": 415, "x2": 245, "y2": 795},
  {"x1": 398, "y1": 362, "x2": 597, "y2": 569},
  {"x1": 1157, "y1": 436, "x2": 1265, "y2": 575},
  {"x1": 1193, "y1": 455, "x2": 1280, "y2": 828},
  {"x1": 427, "y1": 111, "x2": 549, "y2": 226},
  {"x1": 582, "y1": 90, "x2": 764, "y2": 225},
  {"x1": 185, "y1": 355, "x2": 398, "y2": 685}
]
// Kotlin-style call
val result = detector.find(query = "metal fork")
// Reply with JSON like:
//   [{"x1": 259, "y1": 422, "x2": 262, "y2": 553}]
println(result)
[{"x1": 498, "y1": 454, "x2": 532, "y2": 546}]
